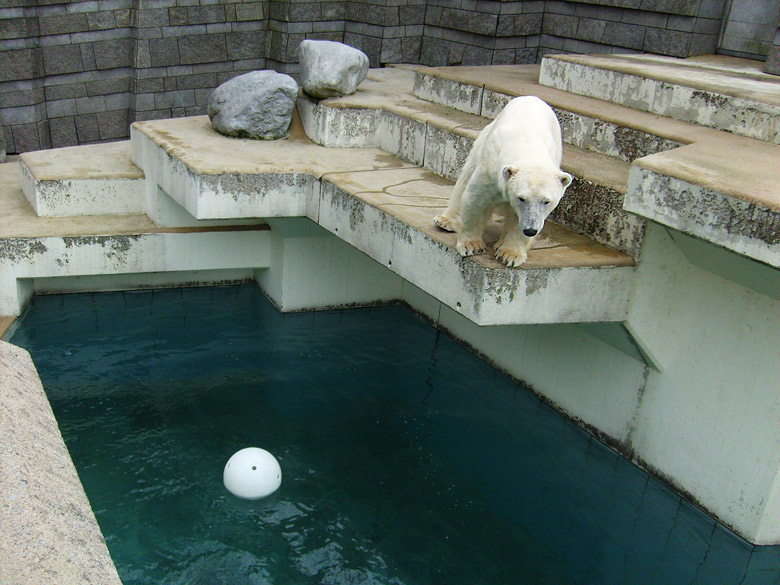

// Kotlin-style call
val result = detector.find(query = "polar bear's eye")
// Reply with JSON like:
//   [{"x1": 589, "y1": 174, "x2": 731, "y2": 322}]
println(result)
[
  {"x1": 518, "y1": 196, "x2": 526, "y2": 202},
  {"x1": 542, "y1": 200, "x2": 550, "y2": 206}
]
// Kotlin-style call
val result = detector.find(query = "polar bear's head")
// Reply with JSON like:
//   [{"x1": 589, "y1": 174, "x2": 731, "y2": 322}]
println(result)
[{"x1": 501, "y1": 165, "x2": 573, "y2": 237}]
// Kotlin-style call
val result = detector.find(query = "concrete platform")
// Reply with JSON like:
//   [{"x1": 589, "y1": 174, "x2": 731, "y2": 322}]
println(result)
[
  {"x1": 300, "y1": 67, "x2": 644, "y2": 257},
  {"x1": 0, "y1": 160, "x2": 274, "y2": 317},
  {"x1": 540, "y1": 53, "x2": 780, "y2": 144},
  {"x1": 0, "y1": 340, "x2": 123, "y2": 585},
  {"x1": 410, "y1": 63, "x2": 780, "y2": 268},
  {"x1": 20, "y1": 141, "x2": 145, "y2": 217},
  {"x1": 130, "y1": 114, "x2": 635, "y2": 325}
]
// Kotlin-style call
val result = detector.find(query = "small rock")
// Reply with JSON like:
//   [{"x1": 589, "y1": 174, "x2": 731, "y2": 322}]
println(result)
[
  {"x1": 299, "y1": 40, "x2": 369, "y2": 99},
  {"x1": 208, "y1": 71, "x2": 298, "y2": 140}
]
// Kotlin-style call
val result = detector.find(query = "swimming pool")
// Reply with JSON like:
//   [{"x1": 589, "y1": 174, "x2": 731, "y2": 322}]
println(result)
[{"x1": 8, "y1": 285, "x2": 779, "y2": 584}]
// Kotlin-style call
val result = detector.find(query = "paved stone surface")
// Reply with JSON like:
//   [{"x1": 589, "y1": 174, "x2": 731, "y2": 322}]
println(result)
[{"x1": 0, "y1": 340, "x2": 123, "y2": 585}]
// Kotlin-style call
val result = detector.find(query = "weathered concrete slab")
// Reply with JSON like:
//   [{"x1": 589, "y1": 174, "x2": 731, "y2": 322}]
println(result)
[
  {"x1": 320, "y1": 167, "x2": 635, "y2": 325},
  {"x1": 539, "y1": 54, "x2": 780, "y2": 144},
  {"x1": 0, "y1": 161, "x2": 157, "y2": 238},
  {"x1": 20, "y1": 142, "x2": 144, "y2": 217},
  {"x1": 626, "y1": 138, "x2": 780, "y2": 268},
  {"x1": 412, "y1": 63, "x2": 780, "y2": 266},
  {"x1": 131, "y1": 113, "x2": 418, "y2": 222},
  {"x1": 300, "y1": 67, "x2": 643, "y2": 257},
  {"x1": 0, "y1": 340, "x2": 123, "y2": 585},
  {"x1": 413, "y1": 64, "x2": 687, "y2": 161},
  {"x1": 130, "y1": 115, "x2": 635, "y2": 325},
  {"x1": 0, "y1": 160, "x2": 274, "y2": 316}
]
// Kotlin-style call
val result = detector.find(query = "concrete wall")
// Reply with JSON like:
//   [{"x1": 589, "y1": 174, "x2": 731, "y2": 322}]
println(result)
[
  {"x1": 400, "y1": 220, "x2": 780, "y2": 545},
  {"x1": 1, "y1": 0, "x2": 772, "y2": 155}
]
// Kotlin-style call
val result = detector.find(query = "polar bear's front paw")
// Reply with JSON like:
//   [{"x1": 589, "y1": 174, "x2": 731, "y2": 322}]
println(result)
[
  {"x1": 457, "y1": 238, "x2": 487, "y2": 257},
  {"x1": 433, "y1": 214, "x2": 458, "y2": 233},
  {"x1": 494, "y1": 245, "x2": 528, "y2": 267}
]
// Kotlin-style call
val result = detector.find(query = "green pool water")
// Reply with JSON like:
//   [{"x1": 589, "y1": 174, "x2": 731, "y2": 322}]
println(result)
[{"x1": 8, "y1": 285, "x2": 779, "y2": 584}]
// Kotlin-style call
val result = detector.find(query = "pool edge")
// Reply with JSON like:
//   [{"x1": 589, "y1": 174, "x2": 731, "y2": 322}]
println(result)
[{"x1": 0, "y1": 340, "x2": 123, "y2": 585}]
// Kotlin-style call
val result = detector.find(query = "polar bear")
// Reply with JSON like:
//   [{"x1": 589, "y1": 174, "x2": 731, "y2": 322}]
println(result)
[{"x1": 434, "y1": 96, "x2": 572, "y2": 267}]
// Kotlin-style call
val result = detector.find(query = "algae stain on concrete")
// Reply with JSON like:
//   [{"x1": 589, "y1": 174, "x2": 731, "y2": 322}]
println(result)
[
  {"x1": 0, "y1": 239, "x2": 48, "y2": 261},
  {"x1": 63, "y1": 235, "x2": 141, "y2": 260}
]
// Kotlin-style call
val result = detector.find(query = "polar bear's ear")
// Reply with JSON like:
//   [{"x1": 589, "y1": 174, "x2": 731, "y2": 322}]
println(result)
[
  {"x1": 502, "y1": 166, "x2": 518, "y2": 181},
  {"x1": 559, "y1": 172, "x2": 573, "y2": 188}
]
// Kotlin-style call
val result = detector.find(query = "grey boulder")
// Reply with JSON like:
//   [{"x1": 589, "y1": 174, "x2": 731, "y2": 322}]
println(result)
[
  {"x1": 299, "y1": 40, "x2": 369, "y2": 99},
  {"x1": 0, "y1": 126, "x2": 5, "y2": 163},
  {"x1": 208, "y1": 71, "x2": 298, "y2": 140}
]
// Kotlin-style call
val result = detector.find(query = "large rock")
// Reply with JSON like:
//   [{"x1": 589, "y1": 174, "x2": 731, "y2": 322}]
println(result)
[
  {"x1": 299, "y1": 40, "x2": 369, "y2": 99},
  {"x1": 208, "y1": 71, "x2": 298, "y2": 140}
]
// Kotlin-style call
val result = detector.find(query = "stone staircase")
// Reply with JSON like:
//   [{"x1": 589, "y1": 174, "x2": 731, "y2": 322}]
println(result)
[{"x1": 2, "y1": 54, "x2": 778, "y2": 327}]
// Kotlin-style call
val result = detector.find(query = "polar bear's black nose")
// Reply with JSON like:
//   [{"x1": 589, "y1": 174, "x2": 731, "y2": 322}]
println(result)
[{"x1": 523, "y1": 228, "x2": 538, "y2": 237}]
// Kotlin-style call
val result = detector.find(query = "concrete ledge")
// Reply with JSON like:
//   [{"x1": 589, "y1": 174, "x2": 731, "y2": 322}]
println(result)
[
  {"x1": 413, "y1": 65, "x2": 686, "y2": 162},
  {"x1": 0, "y1": 340, "x2": 122, "y2": 585},
  {"x1": 627, "y1": 163, "x2": 780, "y2": 269},
  {"x1": 20, "y1": 142, "x2": 145, "y2": 217},
  {"x1": 412, "y1": 63, "x2": 780, "y2": 268},
  {"x1": 130, "y1": 115, "x2": 635, "y2": 326},
  {"x1": 539, "y1": 54, "x2": 780, "y2": 145},
  {"x1": 320, "y1": 172, "x2": 634, "y2": 325},
  {"x1": 0, "y1": 228, "x2": 272, "y2": 316},
  {"x1": 300, "y1": 69, "x2": 644, "y2": 257}
]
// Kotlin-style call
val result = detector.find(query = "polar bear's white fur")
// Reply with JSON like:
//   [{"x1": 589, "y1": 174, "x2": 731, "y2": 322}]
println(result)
[{"x1": 434, "y1": 96, "x2": 572, "y2": 267}]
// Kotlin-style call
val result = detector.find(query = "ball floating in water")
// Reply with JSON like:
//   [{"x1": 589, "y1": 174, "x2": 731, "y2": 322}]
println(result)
[{"x1": 223, "y1": 447, "x2": 281, "y2": 500}]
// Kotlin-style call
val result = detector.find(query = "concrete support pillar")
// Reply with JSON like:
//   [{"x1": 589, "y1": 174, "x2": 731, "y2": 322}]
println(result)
[{"x1": 255, "y1": 217, "x2": 403, "y2": 312}]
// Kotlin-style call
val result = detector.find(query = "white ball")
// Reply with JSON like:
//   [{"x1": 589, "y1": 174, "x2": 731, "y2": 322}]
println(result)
[{"x1": 223, "y1": 447, "x2": 282, "y2": 500}]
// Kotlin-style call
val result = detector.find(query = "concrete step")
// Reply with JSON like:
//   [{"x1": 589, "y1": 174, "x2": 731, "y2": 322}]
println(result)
[
  {"x1": 128, "y1": 114, "x2": 635, "y2": 326},
  {"x1": 409, "y1": 63, "x2": 780, "y2": 269},
  {"x1": 413, "y1": 64, "x2": 686, "y2": 163},
  {"x1": 539, "y1": 54, "x2": 780, "y2": 145},
  {"x1": 0, "y1": 159, "x2": 272, "y2": 316},
  {"x1": 299, "y1": 67, "x2": 643, "y2": 258},
  {"x1": 19, "y1": 142, "x2": 145, "y2": 217}
]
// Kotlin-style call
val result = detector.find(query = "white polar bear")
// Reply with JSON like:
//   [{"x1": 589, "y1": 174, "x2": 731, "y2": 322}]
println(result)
[{"x1": 434, "y1": 96, "x2": 572, "y2": 267}]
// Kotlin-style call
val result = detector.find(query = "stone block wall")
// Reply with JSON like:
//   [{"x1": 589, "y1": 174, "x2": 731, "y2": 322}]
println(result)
[
  {"x1": 719, "y1": 0, "x2": 779, "y2": 60},
  {"x1": 419, "y1": 0, "x2": 544, "y2": 67},
  {"x1": 130, "y1": 1, "x2": 268, "y2": 123},
  {"x1": 0, "y1": 0, "x2": 269, "y2": 153},
  {"x1": 0, "y1": 0, "x2": 770, "y2": 154},
  {"x1": 540, "y1": 0, "x2": 729, "y2": 58},
  {"x1": 766, "y1": 27, "x2": 780, "y2": 75},
  {"x1": 264, "y1": 0, "x2": 429, "y2": 73}
]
